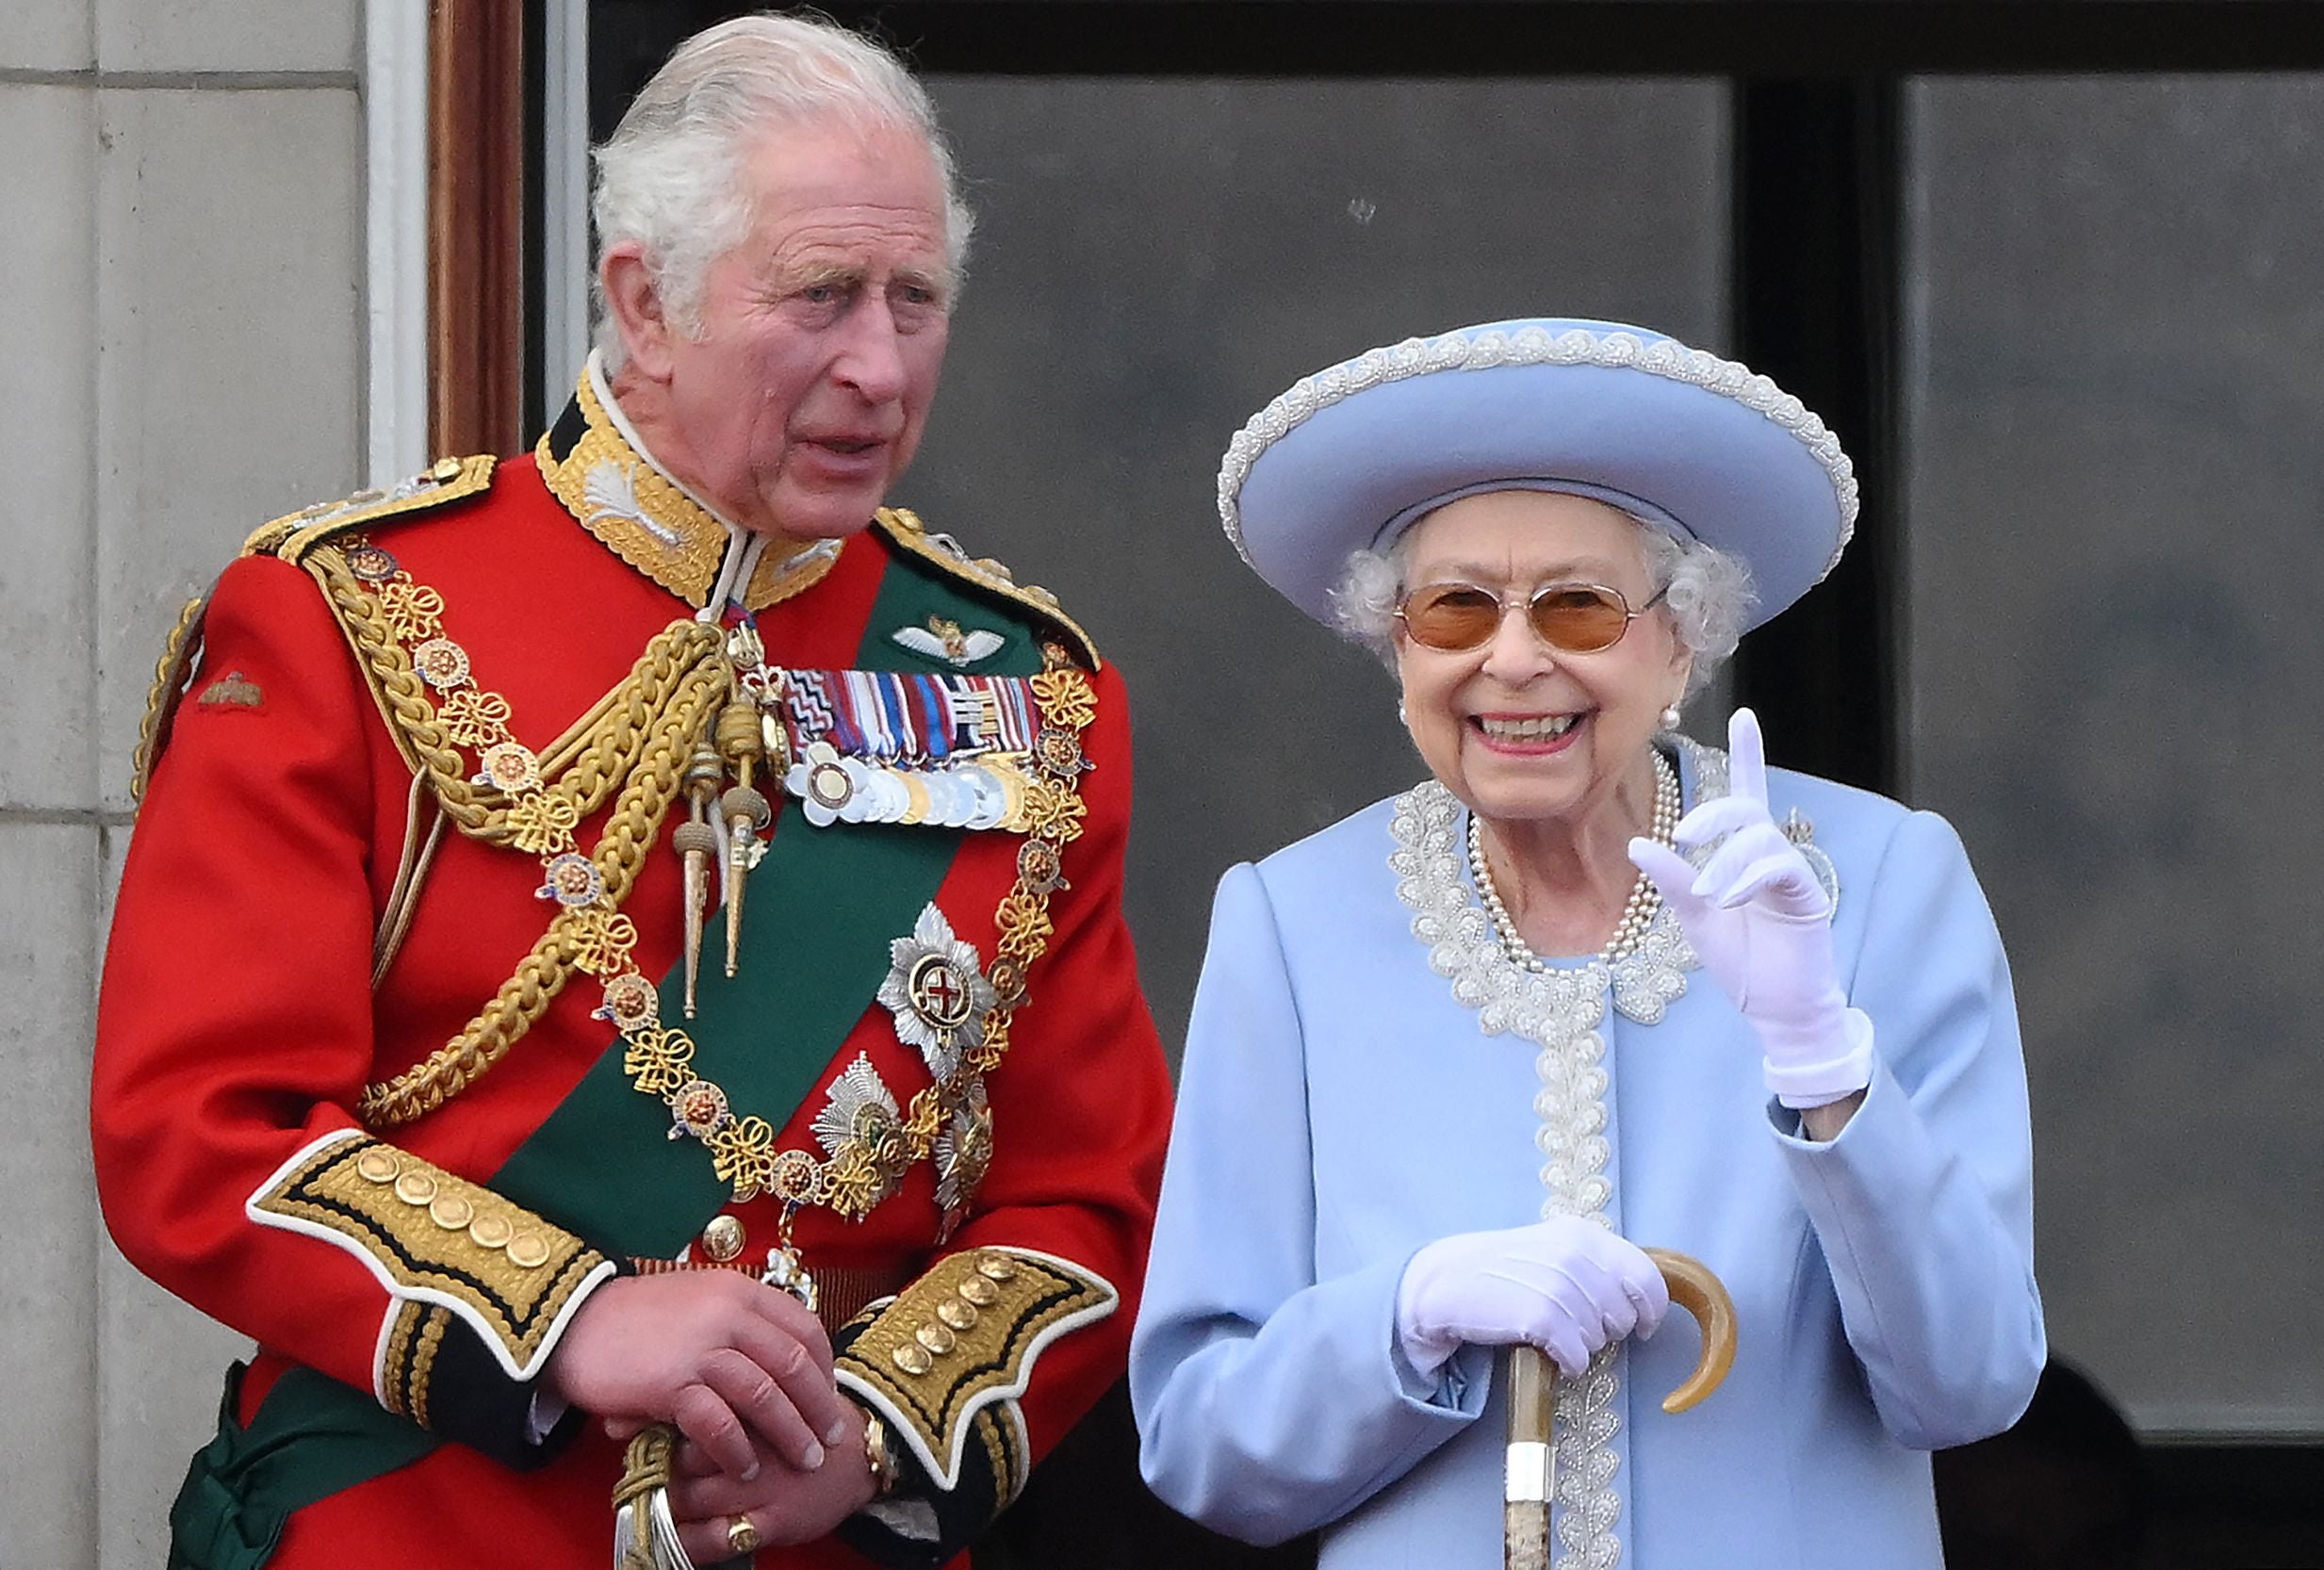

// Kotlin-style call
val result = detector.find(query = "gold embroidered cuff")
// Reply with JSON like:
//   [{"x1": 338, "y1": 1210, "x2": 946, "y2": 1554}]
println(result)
[
  {"x1": 832, "y1": 1247, "x2": 1115, "y2": 1491},
  {"x1": 248, "y1": 1131, "x2": 614, "y2": 1382},
  {"x1": 380, "y1": 1300, "x2": 454, "y2": 1426},
  {"x1": 971, "y1": 1401, "x2": 1029, "y2": 1507}
]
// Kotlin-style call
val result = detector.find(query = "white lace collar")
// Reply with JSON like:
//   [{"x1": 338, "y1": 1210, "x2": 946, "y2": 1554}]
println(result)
[
  {"x1": 1384, "y1": 735, "x2": 1727, "y2": 1570},
  {"x1": 1389, "y1": 737, "x2": 1726, "y2": 1041}
]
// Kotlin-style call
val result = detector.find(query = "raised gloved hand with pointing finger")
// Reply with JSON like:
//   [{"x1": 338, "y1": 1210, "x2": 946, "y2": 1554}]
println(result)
[{"x1": 1628, "y1": 708, "x2": 1874, "y2": 1111}]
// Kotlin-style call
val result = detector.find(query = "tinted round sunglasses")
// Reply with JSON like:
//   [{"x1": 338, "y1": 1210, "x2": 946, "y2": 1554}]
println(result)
[{"x1": 1394, "y1": 580, "x2": 1672, "y2": 654}]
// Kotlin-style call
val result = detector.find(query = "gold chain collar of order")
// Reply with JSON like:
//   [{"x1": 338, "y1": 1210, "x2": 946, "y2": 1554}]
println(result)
[
  {"x1": 335, "y1": 533, "x2": 732, "y2": 1125},
  {"x1": 619, "y1": 639, "x2": 1099, "y2": 1223},
  {"x1": 331, "y1": 530, "x2": 1102, "y2": 1234}
]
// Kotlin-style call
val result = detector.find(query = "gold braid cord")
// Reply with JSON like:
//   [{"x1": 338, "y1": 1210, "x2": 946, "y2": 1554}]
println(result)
[
  {"x1": 354, "y1": 681, "x2": 717, "y2": 1124},
  {"x1": 323, "y1": 536, "x2": 733, "y2": 1125},
  {"x1": 613, "y1": 1425, "x2": 676, "y2": 1513},
  {"x1": 129, "y1": 593, "x2": 211, "y2": 800},
  {"x1": 612, "y1": 1424, "x2": 683, "y2": 1570},
  {"x1": 307, "y1": 541, "x2": 728, "y2": 844}
]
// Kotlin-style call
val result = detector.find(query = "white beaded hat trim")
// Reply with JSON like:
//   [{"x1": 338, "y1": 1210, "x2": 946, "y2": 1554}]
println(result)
[{"x1": 1216, "y1": 324, "x2": 1859, "y2": 584}]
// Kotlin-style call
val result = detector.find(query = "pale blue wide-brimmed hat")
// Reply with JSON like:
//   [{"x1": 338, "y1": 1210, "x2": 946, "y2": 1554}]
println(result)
[{"x1": 1218, "y1": 318, "x2": 1858, "y2": 632}]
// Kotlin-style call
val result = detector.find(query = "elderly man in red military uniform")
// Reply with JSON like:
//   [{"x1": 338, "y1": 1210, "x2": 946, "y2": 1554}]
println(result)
[{"x1": 93, "y1": 14, "x2": 1171, "y2": 1569}]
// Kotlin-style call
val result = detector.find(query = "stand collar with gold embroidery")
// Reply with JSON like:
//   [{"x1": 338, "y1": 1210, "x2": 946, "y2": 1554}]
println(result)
[{"x1": 537, "y1": 352, "x2": 840, "y2": 613}]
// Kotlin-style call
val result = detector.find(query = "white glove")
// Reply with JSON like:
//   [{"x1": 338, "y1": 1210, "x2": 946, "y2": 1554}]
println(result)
[
  {"x1": 1395, "y1": 1217, "x2": 1670, "y2": 1380},
  {"x1": 1628, "y1": 708, "x2": 1874, "y2": 1109}
]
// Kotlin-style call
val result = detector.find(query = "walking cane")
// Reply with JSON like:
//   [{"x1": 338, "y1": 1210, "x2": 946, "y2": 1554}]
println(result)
[{"x1": 1503, "y1": 1248, "x2": 1737, "y2": 1570}]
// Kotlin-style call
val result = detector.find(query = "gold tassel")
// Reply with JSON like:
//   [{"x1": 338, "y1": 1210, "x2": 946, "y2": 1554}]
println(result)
[
  {"x1": 714, "y1": 695, "x2": 769, "y2": 977},
  {"x1": 673, "y1": 745, "x2": 723, "y2": 1016}
]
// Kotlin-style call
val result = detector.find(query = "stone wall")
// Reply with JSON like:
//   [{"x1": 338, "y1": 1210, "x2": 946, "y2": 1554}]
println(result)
[{"x1": 0, "y1": 1, "x2": 367, "y2": 1561}]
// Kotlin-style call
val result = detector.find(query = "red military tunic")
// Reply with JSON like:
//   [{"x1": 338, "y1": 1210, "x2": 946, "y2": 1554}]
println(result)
[{"x1": 94, "y1": 375, "x2": 1172, "y2": 1569}]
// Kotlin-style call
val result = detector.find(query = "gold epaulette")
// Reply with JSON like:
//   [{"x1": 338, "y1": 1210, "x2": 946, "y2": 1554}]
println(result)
[
  {"x1": 269, "y1": 454, "x2": 497, "y2": 564},
  {"x1": 873, "y1": 508, "x2": 1102, "y2": 671},
  {"x1": 129, "y1": 456, "x2": 499, "y2": 800}
]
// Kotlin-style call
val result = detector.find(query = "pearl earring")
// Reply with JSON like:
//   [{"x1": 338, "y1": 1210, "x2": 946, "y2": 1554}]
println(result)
[{"x1": 1659, "y1": 703, "x2": 1682, "y2": 730}]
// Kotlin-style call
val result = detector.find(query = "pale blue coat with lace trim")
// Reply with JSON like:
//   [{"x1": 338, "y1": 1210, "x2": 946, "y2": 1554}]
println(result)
[{"x1": 1130, "y1": 750, "x2": 2044, "y2": 1569}]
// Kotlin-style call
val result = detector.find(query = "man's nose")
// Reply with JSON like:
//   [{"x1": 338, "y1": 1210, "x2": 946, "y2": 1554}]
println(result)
[{"x1": 835, "y1": 297, "x2": 908, "y2": 402}]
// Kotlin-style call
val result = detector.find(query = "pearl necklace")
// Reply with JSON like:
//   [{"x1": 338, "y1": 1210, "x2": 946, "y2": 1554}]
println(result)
[{"x1": 1465, "y1": 749, "x2": 1682, "y2": 971}]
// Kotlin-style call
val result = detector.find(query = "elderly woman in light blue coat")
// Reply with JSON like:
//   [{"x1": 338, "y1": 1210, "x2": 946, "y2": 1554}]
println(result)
[{"x1": 1130, "y1": 319, "x2": 2043, "y2": 1569}]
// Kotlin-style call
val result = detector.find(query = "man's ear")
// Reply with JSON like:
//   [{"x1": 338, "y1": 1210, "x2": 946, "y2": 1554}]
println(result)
[{"x1": 599, "y1": 241, "x2": 677, "y2": 381}]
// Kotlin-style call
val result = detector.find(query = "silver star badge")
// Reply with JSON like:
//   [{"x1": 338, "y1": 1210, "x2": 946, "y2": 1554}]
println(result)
[{"x1": 876, "y1": 904, "x2": 997, "y2": 1083}]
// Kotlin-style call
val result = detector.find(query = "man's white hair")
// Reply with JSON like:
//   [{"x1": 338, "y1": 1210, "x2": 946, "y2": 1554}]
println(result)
[{"x1": 590, "y1": 12, "x2": 974, "y2": 368}]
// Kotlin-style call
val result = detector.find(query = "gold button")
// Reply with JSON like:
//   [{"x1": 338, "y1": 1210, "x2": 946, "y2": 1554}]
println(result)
[
  {"x1": 393, "y1": 1170, "x2": 438, "y2": 1206},
  {"x1": 468, "y1": 1214, "x2": 514, "y2": 1250},
  {"x1": 506, "y1": 1232, "x2": 551, "y2": 1269},
  {"x1": 354, "y1": 1148, "x2": 401, "y2": 1184},
  {"x1": 431, "y1": 456, "x2": 463, "y2": 482},
  {"x1": 957, "y1": 1276, "x2": 998, "y2": 1307},
  {"x1": 892, "y1": 1344, "x2": 933, "y2": 1376},
  {"x1": 700, "y1": 1215, "x2": 745, "y2": 1263},
  {"x1": 915, "y1": 1322, "x2": 957, "y2": 1355},
  {"x1": 429, "y1": 1194, "x2": 474, "y2": 1231},
  {"x1": 937, "y1": 1300, "x2": 978, "y2": 1332},
  {"x1": 974, "y1": 1253, "x2": 1018, "y2": 1283}
]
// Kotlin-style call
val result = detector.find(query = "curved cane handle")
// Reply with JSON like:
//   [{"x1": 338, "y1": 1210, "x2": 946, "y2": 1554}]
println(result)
[{"x1": 1642, "y1": 1248, "x2": 1737, "y2": 1414}]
